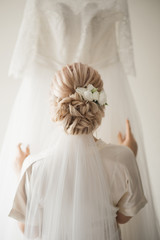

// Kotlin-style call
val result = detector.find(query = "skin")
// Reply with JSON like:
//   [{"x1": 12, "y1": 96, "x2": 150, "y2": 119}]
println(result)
[
  {"x1": 15, "y1": 119, "x2": 137, "y2": 232},
  {"x1": 14, "y1": 143, "x2": 30, "y2": 177},
  {"x1": 117, "y1": 119, "x2": 138, "y2": 157},
  {"x1": 13, "y1": 144, "x2": 30, "y2": 233}
]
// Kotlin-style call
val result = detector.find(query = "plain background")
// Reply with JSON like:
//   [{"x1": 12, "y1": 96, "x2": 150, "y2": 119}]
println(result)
[{"x1": 0, "y1": 0, "x2": 160, "y2": 223}]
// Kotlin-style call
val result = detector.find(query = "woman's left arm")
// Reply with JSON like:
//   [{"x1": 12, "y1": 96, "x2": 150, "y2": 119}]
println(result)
[
  {"x1": 118, "y1": 119, "x2": 138, "y2": 157},
  {"x1": 18, "y1": 222, "x2": 25, "y2": 233}
]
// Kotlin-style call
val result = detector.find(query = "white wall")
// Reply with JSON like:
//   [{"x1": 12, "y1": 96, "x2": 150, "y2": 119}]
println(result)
[
  {"x1": 0, "y1": 0, "x2": 25, "y2": 145},
  {"x1": 128, "y1": 0, "x2": 160, "y2": 219},
  {"x1": 0, "y1": 0, "x2": 160, "y2": 219}
]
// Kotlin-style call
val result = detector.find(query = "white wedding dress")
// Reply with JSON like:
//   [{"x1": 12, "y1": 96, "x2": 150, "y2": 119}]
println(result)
[{"x1": 0, "y1": 0, "x2": 159, "y2": 239}]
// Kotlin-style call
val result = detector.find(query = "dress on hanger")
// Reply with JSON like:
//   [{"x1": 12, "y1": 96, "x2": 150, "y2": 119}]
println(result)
[{"x1": 0, "y1": 0, "x2": 159, "y2": 239}]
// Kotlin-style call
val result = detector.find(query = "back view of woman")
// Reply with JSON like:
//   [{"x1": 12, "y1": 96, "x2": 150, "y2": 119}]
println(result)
[{"x1": 9, "y1": 63, "x2": 147, "y2": 240}]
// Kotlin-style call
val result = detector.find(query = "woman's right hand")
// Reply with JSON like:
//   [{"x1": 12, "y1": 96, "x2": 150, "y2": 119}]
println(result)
[
  {"x1": 14, "y1": 143, "x2": 30, "y2": 176},
  {"x1": 118, "y1": 119, "x2": 138, "y2": 157}
]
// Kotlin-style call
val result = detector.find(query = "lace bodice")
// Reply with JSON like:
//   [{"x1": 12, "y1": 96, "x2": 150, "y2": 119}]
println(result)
[{"x1": 9, "y1": 0, "x2": 135, "y2": 79}]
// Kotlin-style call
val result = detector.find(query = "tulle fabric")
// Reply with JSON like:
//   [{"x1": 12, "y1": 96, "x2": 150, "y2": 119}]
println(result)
[{"x1": 22, "y1": 129, "x2": 120, "y2": 240}]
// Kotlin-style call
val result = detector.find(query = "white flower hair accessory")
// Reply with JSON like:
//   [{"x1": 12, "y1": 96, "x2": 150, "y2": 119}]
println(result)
[{"x1": 75, "y1": 84, "x2": 108, "y2": 106}]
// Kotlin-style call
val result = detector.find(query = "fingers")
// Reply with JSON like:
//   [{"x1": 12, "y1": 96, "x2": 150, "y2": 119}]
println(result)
[
  {"x1": 117, "y1": 132, "x2": 124, "y2": 144},
  {"x1": 17, "y1": 143, "x2": 22, "y2": 152},
  {"x1": 26, "y1": 145, "x2": 30, "y2": 155},
  {"x1": 118, "y1": 119, "x2": 132, "y2": 143},
  {"x1": 17, "y1": 143, "x2": 30, "y2": 155},
  {"x1": 126, "y1": 119, "x2": 132, "y2": 138}
]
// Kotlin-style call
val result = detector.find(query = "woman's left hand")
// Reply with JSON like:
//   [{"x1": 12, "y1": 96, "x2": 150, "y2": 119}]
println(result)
[
  {"x1": 14, "y1": 143, "x2": 30, "y2": 176},
  {"x1": 118, "y1": 119, "x2": 138, "y2": 157}
]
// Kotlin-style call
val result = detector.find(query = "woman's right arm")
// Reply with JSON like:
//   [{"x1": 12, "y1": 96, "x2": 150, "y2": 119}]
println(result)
[
  {"x1": 14, "y1": 143, "x2": 30, "y2": 233},
  {"x1": 18, "y1": 222, "x2": 25, "y2": 233}
]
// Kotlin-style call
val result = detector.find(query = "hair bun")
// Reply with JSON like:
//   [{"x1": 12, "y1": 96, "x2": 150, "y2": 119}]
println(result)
[{"x1": 50, "y1": 63, "x2": 105, "y2": 134}]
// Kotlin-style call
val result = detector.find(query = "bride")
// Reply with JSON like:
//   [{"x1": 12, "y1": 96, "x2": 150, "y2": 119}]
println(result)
[{"x1": 9, "y1": 63, "x2": 147, "y2": 240}]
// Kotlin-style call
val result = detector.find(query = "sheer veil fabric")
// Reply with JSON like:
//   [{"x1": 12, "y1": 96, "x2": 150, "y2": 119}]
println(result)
[
  {"x1": 0, "y1": 0, "x2": 160, "y2": 239},
  {"x1": 13, "y1": 129, "x2": 120, "y2": 240}
]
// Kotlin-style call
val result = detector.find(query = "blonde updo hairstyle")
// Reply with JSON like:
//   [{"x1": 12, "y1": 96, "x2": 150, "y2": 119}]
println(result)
[{"x1": 50, "y1": 63, "x2": 105, "y2": 135}]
